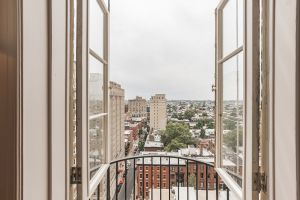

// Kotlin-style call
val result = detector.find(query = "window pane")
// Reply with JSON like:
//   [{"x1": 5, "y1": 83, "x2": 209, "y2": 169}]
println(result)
[
  {"x1": 222, "y1": 0, "x2": 243, "y2": 57},
  {"x1": 88, "y1": 55, "x2": 104, "y2": 116},
  {"x1": 89, "y1": 0, "x2": 104, "y2": 57},
  {"x1": 222, "y1": 52, "x2": 243, "y2": 187},
  {"x1": 89, "y1": 116, "x2": 105, "y2": 180}
]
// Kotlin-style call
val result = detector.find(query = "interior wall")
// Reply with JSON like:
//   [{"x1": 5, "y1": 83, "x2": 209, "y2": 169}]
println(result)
[
  {"x1": 0, "y1": 0, "x2": 18, "y2": 199},
  {"x1": 23, "y1": 0, "x2": 49, "y2": 199},
  {"x1": 273, "y1": 0, "x2": 298, "y2": 199}
]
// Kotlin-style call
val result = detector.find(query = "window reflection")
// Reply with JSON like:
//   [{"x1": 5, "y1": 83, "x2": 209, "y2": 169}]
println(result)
[
  {"x1": 222, "y1": 52, "x2": 243, "y2": 187},
  {"x1": 88, "y1": 55, "x2": 104, "y2": 116},
  {"x1": 89, "y1": 116, "x2": 105, "y2": 178}
]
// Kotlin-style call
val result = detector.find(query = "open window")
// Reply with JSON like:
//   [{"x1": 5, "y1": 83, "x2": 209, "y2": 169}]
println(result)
[
  {"x1": 73, "y1": 0, "x2": 110, "y2": 199},
  {"x1": 215, "y1": 0, "x2": 260, "y2": 199}
]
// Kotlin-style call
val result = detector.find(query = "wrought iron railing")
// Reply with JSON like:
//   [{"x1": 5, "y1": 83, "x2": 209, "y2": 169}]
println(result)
[{"x1": 90, "y1": 155, "x2": 231, "y2": 200}]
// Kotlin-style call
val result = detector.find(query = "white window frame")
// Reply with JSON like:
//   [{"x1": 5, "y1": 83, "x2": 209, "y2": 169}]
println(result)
[
  {"x1": 215, "y1": 0, "x2": 260, "y2": 200},
  {"x1": 75, "y1": 0, "x2": 110, "y2": 199}
]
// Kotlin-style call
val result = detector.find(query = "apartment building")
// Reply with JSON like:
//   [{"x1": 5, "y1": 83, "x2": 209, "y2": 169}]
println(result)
[
  {"x1": 128, "y1": 96, "x2": 147, "y2": 118},
  {"x1": 150, "y1": 94, "x2": 167, "y2": 130},
  {"x1": 109, "y1": 81, "x2": 125, "y2": 159},
  {"x1": 136, "y1": 158, "x2": 222, "y2": 200}
]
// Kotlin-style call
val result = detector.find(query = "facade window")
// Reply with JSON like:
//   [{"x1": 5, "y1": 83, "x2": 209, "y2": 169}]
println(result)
[
  {"x1": 140, "y1": 174, "x2": 142, "y2": 179},
  {"x1": 146, "y1": 173, "x2": 148, "y2": 179},
  {"x1": 146, "y1": 182, "x2": 148, "y2": 188},
  {"x1": 200, "y1": 182, "x2": 204, "y2": 188}
]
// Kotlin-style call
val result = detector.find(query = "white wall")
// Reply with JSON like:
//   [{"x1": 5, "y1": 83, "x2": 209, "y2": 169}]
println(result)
[
  {"x1": 23, "y1": 0, "x2": 49, "y2": 199},
  {"x1": 271, "y1": 0, "x2": 299, "y2": 199},
  {"x1": 23, "y1": 0, "x2": 68, "y2": 199}
]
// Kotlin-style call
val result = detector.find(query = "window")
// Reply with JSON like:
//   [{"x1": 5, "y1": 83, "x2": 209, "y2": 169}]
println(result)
[
  {"x1": 146, "y1": 173, "x2": 148, "y2": 179},
  {"x1": 200, "y1": 182, "x2": 204, "y2": 188},
  {"x1": 140, "y1": 174, "x2": 142, "y2": 179},
  {"x1": 157, "y1": 174, "x2": 160, "y2": 179},
  {"x1": 200, "y1": 173, "x2": 204, "y2": 179},
  {"x1": 87, "y1": 0, "x2": 109, "y2": 183}
]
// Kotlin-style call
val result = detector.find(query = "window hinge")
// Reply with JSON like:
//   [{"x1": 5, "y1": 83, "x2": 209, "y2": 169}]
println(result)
[
  {"x1": 253, "y1": 172, "x2": 267, "y2": 193},
  {"x1": 71, "y1": 167, "x2": 82, "y2": 184}
]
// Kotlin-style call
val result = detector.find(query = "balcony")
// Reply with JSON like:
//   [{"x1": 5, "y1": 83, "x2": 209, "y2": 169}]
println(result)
[{"x1": 88, "y1": 155, "x2": 236, "y2": 200}]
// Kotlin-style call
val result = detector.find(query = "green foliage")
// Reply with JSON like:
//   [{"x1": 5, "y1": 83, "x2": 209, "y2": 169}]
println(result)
[
  {"x1": 138, "y1": 129, "x2": 143, "y2": 136},
  {"x1": 200, "y1": 128, "x2": 206, "y2": 139},
  {"x1": 223, "y1": 119, "x2": 236, "y2": 130},
  {"x1": 188, "y1": 174, "x2": 197, "y2": 188},
  {"x1": 138, "y1": 141, "x2": 145, "y2": 151},
  {"x1": 184, "y1": 109, "x2": 196, "y2": 121},
  {"x1": 171, "y1": 113, "x2": 178, "y2": 119},
  {"x1": 195, "y1": 118, "x2": 215, "y2": 129},
  {"x1": 161, "y1": 122, "x2": 195, "y2": 152},
  {"x1": 223, "y1": 128, "x2": 243, "y2": 152},
  {"x1": 177, "y1": 113, "x2": 184, "y2": 120}
]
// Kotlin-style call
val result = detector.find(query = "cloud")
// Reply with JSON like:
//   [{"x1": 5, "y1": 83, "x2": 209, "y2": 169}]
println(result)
[{"x1": 110, "y1": 0, "x2": 219, "y2": 100}]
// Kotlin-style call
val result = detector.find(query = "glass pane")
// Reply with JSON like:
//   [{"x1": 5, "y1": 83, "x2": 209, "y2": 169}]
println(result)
[
  {"x1": 222, "y1": 0, "x2": 243, "y2": 57},
  {"x1": 88, "y1": 55, "x2": 104, "y2": 116},
  {"x1": 222, "y1": 52, "x2": 243, "y2": 187},
  {"x1": 89, "y1": 116, "x2": 105, "y2": 180},
  {"x1": 89, "y1": 0, "x2": 104, "y2": 57}
]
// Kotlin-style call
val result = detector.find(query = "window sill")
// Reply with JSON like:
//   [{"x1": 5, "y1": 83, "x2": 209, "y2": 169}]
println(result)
[{"x1": 215, "y1": 168, "x2": 242, "y2": 200}]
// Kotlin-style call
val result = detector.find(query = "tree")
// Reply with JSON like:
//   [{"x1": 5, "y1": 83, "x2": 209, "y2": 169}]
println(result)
[
  {"x1": 223, "y1": 119, "x2": 236, "y2": 130},
  {"x1": 200, "y1": 128, "x2": 206, "y2": 139},
  {"x1": 171, "y1": 113, "x2": 178, "y2": 119},
  {"x1": 138, "y1": 141, "x2": 145, "y2": 151},
  {"x1": 138, "y1": 129, "x2": 143, "y2": 136},
  {"x1": 223, "y1": 128, "x2": 243, "y2": 152},
  {"x1": 184, "y1": 109, "x2": 196, "y2": 121},
  {"x1": 188, "y1": 174, "x2": 197, "y2": 188},
  {"x1": 161, "y1": 122, "x2": 195, "y2": 152}
]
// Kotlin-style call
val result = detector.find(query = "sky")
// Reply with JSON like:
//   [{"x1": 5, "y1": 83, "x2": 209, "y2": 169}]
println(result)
[{"x1": 110, "y1": 0, "x2": 219, "y2": 100}]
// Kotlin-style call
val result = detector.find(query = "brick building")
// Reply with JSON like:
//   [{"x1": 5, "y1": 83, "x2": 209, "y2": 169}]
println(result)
[{"x1": 135, "y1": 157, "x2": 222, "y2": 200}]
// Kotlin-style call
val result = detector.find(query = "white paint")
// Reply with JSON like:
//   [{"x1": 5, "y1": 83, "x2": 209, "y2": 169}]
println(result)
[{"x1": 23, "y1": 0, "x2": 48, "y2": 199}]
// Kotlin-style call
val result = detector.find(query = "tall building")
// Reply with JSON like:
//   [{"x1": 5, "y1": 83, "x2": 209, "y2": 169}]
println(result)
[
  {"x1": 150, "y1": 94, "x2": 167, "y2": 130},
  {"x1": 128, "y1": 96, "x2": 147, "y2": 118},
  {"x1": 109, "y1": 81, "x2": 125, "y2": 159}
]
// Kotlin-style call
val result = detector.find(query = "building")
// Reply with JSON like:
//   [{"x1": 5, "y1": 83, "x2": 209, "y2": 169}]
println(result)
[
  {"x1": 109, "y1": 81, "x2": 125, "y2": 159},
  {"x1": 150, "y1": 94, "x2": 167, "y2": 130},
  {"x1": 135, "y1": 156, "x2": 223, "y2": 200},
  {"x1": 128, "y1": 96, "x2": 147, "y2": 118}
]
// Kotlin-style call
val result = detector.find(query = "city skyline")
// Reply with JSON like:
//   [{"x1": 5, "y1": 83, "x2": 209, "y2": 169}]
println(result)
[{"x1": 110, "y1": 0, "x2": 218, "y2": 100}]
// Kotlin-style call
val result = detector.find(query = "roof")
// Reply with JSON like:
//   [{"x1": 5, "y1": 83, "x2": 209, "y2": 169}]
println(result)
[{"x1": 144, "y1": 141, "x2": 164, "y2": 148}]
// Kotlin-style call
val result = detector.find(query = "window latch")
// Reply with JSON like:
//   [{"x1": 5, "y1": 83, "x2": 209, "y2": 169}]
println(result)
[{"x1": 71, "y1": 167, "x2": 82, "y2": 184}]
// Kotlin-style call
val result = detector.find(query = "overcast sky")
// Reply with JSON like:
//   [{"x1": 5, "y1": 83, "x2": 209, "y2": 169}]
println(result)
[{"x1": 110, "y1": 0, "x2": 219, "y2": 100}]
